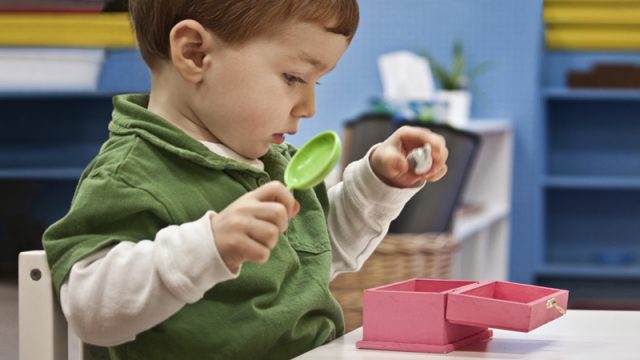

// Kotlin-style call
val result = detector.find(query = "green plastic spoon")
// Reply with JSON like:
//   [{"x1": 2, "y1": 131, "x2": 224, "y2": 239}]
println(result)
[{"x1": 284, "y1": 131, "x2": 342, "y2": 190}]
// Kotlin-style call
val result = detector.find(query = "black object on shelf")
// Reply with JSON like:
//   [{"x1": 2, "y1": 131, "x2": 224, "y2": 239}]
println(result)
[
  {"x1": 389, "y1": 121, "x2": 481, "y2": 234},
  {"x1": 342, "y1": 114, "x2": 481, "y2": 234},
  {"x1": 342, "y1": 113, "x2": 395, "y2": 170}
]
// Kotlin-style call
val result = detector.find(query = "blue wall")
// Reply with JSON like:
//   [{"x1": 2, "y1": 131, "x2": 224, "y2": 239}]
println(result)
[{"x1": 294, "y1": 0, "x2": 544, "y2": 282}]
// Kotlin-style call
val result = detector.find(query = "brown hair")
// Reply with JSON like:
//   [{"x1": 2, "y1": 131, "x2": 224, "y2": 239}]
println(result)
[{"x1": 129, "y1": 0, "x2": 359, "y2": 68}]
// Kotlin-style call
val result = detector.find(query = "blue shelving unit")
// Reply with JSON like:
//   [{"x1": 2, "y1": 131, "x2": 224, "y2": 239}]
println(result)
[
  {"x1": 0, "y1": 49, "x2": 150, "y2": 261},
  {"x1": 535, "y1": 50, "x2": 640, "y2": 308}
]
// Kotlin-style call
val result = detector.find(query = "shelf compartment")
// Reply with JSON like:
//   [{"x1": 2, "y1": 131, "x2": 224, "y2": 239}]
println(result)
[
  {"x1": 537, "y1": 277, "x2": 640, "y2": 310},
  {"x1": 0, "y1": 180, "x2": 77, "y2": 260},
  {"x1": 0, "y1": 96, "x2": 111, "y2": 178},
  {"x1": 537, "y1": 264, "x2": 640, "y2": 280},
  {"x1": 546, "y1": 100, "x2": 640, "y2": 176},
  {"x1": 0, "y1": 49, "x2": 149, "y2": 96},
  {"x1": 0, "y1": 96, "x2": 107, "y2": 178},
  {"x1": 0, "y1": 144, "x2": 100, "y2": 180},
  {"x1": 543, "y1": 51, "x2": 640, "y2": 88},
  {"x1": 545, "y1": 175, "x2": 640, "y2": 189},
  {"x1": 545, "y1": 189, "x2": 640, "y2": 267},
  {"x1": 545, "y1": 88, "x2": 640, "y2": 100},
  {"x1": 0, "y1": 91, "x2": 123, "y2": 99},
  {"x1": 0, "y1": 168, "x2": 85, "y2": 180}
]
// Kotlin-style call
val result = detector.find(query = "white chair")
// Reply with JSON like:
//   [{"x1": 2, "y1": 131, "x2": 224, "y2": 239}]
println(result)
[{"x1": 18, "y1": 250, "x2": 84, "y2": 360}]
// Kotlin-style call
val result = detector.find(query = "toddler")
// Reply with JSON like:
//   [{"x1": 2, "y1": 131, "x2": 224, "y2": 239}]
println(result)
[{"x1": 43, "y1": 1, "x2": 448, "y2": 359}]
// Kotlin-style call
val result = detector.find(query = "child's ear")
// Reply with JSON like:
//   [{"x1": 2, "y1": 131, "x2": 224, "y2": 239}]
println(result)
[{"x1": 169, "y1": 19, "x2": 214, "y2": 83}]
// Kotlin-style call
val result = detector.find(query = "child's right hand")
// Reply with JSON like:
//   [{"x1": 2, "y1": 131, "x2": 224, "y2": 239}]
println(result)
[{"x1": 210, "y1": 181, "x2": 300, "y2": 273}]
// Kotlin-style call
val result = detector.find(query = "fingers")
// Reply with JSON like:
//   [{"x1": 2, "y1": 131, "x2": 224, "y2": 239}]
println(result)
[
  {"x1": 422, "y1": 139, "x2": 448, "y2": 179},
  {"x1": 213, "y1": 181, "x2": 303, "y2": 270},
  {"x1": 211, "y1": 210, "x2": 283, "y2": 269},
  {"x1": 225, "y1": 232, "x2": 272, "y2": 265},
  {"x1": 395, "y1": 126, "x2": 448, "y2": 178},
  {"x1": 426, "y1": 163, "x2": 448, "y2": 182},
  {"x1": 251, "y1": 181, "x2": 299, "y2": 218},
  {"x1": 231, "y1": 216, "x2": 283, "y2": 264},
  {"x1": 246, "y1": 218, "x2": 281, "y2": 250},
  {"x1": 242, "y1": 241, "x2": 270, "y2": 264},
  {"x1": 370, "y1": 125, "x2": 450, "y2": 187},
  {"x1": 251, "y1": 202, "x2": 290, "y2": 234},
  {"x1": 371, "y1": 144, "x2": 409, "y2": 179}
]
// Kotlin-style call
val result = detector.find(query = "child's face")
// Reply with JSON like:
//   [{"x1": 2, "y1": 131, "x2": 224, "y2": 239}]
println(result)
[{"x1": 195, "y1": 22, "x2": 350, "y2": 159}]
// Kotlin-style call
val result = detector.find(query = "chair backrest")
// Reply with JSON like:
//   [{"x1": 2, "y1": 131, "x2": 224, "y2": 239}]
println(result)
[
  {"x1": 19, "y1": 250, "x2": 83, "y2": 360},
  {"x1": 342, "y1": 114, "x2": 395, "y2": 170},
  {"x1": 389, "y1": 121, "x2": 481, "y2": 233}
]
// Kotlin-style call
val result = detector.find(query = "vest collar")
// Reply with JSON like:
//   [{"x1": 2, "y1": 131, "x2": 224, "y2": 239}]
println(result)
[{"x1": 109, "y1": 94, "x2": 291, "y2": 173}]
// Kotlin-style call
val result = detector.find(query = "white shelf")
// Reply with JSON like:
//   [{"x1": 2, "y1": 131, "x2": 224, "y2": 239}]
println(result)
[
  {"x1": 459, "y1": 119, "x2": 512, "y2": 134},
  {"x1": 454, "y1": 205, "x2": 510, "y2": 240},
  {"x1": 451, "y1": 120, "x2": 513, "y2": 281}
]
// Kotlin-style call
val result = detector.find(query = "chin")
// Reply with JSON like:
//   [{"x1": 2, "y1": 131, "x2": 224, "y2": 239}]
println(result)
[{"x1": 246, "y1": 147, "x2": 270, "y2": 159}]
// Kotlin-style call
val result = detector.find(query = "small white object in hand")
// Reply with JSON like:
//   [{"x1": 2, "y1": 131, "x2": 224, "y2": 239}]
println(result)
[{"x1": 407, "y1": 143, "x2": 432, "y2": 175}]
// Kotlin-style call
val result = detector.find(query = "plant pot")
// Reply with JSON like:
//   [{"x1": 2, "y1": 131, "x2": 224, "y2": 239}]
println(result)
[{"x1": 437, "y1": 90, "x2": 471, "y2": 128}]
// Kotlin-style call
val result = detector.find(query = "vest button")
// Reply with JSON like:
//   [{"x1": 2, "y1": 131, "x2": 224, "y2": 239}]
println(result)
[{"x1": 257, "y1": 178, "x2": 268, "y2": 186}]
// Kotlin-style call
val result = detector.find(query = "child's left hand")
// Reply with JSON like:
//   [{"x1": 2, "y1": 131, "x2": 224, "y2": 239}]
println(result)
[{"x1": 369, "y1": 126, "x2": 448, "y2": 188}]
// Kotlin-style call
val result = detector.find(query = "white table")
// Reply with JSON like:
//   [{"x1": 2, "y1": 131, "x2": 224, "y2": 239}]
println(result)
[{"x1": 295, "y1": 310, "x2": 640, "y2": 359}]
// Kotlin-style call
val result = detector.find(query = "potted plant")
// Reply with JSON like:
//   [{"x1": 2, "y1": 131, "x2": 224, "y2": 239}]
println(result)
[{"x1": 422, "y1": 40, "x2": 492, "y2": 127}]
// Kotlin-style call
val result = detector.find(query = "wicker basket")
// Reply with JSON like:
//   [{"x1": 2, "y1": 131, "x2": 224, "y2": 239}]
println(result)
[{"x1": 330, "y1": 233, "x2": 457, "y2": 332}]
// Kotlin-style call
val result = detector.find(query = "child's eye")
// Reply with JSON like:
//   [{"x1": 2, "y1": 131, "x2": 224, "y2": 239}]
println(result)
[{"x1": 283, "y1": 73, "x2": 307, "y2": 86}]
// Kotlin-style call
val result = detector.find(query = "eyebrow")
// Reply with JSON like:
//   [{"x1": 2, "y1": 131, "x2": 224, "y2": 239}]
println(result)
[{"x1": 296, "y1": 52, "x2": 334, "y2": 73}]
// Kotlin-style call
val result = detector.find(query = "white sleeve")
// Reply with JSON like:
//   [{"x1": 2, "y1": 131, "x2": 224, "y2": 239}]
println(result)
[
  {"x1": 328, "y1": 147, "x2": 424, "y2": 280},
  {"x1": 59, "y1": 211, "x2": 239, "y2": 347}
]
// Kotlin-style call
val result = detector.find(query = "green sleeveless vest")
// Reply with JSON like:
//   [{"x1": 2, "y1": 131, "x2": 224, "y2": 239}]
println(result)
[{"x1": 43, "y1": 94, "x2": 344, "y2": 360}]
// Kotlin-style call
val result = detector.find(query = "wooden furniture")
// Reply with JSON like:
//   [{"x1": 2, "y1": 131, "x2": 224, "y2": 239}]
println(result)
[
  {"x1": 19, "y1": 250, "x2": 83, "y2": 360},
  {"x1": 295, "y1": 310, "x2": 640, "y2": 359}
]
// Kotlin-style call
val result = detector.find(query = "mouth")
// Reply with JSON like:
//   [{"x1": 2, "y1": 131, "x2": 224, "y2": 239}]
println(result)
[{"x1": 272, "y1": 130, "x2": 297, "y2": 144}]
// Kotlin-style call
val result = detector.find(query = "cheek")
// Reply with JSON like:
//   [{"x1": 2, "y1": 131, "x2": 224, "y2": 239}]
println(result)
[
  {"x1": 226, "y1": 84, "x2": 292, "y2": 127},
  {"x1": 202, "y1": 67, "x2": 292, "y2": 133}
]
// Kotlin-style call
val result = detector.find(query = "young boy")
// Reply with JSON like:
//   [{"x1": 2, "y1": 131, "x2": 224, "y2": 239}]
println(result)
[{"x1": 43, "y1": 1, "x2": 448, "y2": 359}]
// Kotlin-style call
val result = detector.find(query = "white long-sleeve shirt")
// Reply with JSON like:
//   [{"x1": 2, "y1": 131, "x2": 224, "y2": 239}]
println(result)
[{"x1": 60, "y1": 142, "x2": 422, "y2": 346}]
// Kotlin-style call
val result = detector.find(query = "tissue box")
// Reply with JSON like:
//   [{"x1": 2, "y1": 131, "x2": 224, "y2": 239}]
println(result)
[{"x1": 356, "y1": 279, "x2": 569, "y2": 354}]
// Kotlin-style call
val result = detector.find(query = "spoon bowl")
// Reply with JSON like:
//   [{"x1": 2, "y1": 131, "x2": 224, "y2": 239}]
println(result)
[{"x1": 284, "y1": 131, "x2": 341, "y2": 190}]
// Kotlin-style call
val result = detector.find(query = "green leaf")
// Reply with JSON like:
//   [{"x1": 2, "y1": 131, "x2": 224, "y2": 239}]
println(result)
[{"x1": 419, "y1": 40, "x2": 491, "y2": 91}]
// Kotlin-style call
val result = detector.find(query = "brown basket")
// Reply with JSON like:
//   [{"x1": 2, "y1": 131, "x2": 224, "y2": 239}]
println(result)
[{"x1": 330, "y1": 233, "x2": 457, "y2": 332}]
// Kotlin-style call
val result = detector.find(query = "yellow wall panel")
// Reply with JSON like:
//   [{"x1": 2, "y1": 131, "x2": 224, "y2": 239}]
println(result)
[
  {"x1": 546, "y1": 27, "x2": 640, "y2": 50},
  {"x1": 544, "y1": 0, "x2": 640, "y2": 50}
]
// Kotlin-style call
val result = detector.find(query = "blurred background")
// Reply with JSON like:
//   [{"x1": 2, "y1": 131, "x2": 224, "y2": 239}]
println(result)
[{"x1": 2, "y1": 0, "x2": 640, "y2": 357}]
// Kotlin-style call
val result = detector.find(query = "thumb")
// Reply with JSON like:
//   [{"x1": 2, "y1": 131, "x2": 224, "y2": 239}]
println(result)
[
  {"x1": 374, "y1": 145, "x2": 409, "y2": 179},
  {"x1": 390, "y1": 153, "x2": 409, "y2": 178}
]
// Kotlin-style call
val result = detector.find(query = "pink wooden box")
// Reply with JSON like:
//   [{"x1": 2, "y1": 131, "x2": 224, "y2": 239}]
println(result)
[{"x1": 356, "y1": 278, "x2": 569, "y2": 354}]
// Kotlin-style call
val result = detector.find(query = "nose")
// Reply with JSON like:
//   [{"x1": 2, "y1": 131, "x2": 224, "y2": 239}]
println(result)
[{"x1": 292, "y1": 86, "x2": 316, "y2": 119}]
